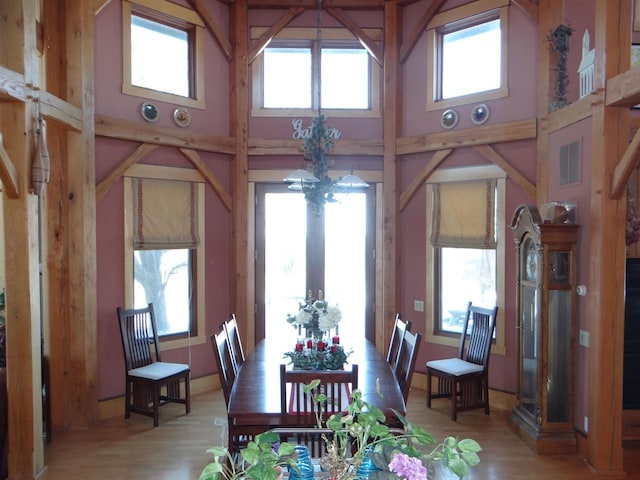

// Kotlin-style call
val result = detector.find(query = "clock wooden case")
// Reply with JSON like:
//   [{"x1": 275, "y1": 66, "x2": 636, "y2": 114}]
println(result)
[{"x1": 509, "y1": 204, "x2": 579, "y2": 454}]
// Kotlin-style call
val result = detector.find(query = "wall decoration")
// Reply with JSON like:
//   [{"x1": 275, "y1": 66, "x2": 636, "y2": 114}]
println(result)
[
  {"x1": 470, "y1": 104, "x2": 490, "y2": 125},
  {"x1": 173, "y1": 108, "x2": 191, "y2": 127},
  {"x1": 140, "y1": 102, "x2": 159, "y2": 122},
  {"x1": 440, "y1": 109, "x2": 458, "y2": 129}
]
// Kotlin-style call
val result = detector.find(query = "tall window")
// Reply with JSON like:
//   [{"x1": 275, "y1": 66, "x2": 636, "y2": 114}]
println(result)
[
  {"x1": 124, "y1": 168, "x2": 206, "y2": 349},
  {"x1": 426, "y1": 0, "x2": 508, "y2": 110},
  {"x1": 426, "y1": 166, "x2": 506, "y2": 354},
  {"x1": 251, "y1": 27, "x2": 381, "y2": 117},
  {"x1": 122, "y1": 0, "x2": 205, "y2": 108}
]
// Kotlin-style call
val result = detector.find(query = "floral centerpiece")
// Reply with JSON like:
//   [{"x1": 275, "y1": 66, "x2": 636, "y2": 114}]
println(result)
[
  {"x1": 286, "y1": 290, "x2": 341, "y2": 340},
  {"x1": 200, "y1": 380, "x2": 481, "y2": 480},
  {"x1": 285, "y1": 291, "x2": 348, "y2": 369},
  {"x1": 283, "y1": 337, "x2": 352, "y2": 370}
]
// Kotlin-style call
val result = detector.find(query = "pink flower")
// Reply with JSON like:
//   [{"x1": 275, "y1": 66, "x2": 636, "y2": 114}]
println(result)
[{"x1": 388, "y1": 452, "x2": 427, "y2": 480}]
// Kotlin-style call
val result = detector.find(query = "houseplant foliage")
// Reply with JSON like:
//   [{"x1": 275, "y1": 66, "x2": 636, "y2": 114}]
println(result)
[{"x1": 200, "y1": 380, "x2": 482, "y2": 480}]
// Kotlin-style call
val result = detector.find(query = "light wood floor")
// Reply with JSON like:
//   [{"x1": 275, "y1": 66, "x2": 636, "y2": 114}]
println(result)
[{"x1": 37, "y1": 388, "x2": 639, "y2": 480}]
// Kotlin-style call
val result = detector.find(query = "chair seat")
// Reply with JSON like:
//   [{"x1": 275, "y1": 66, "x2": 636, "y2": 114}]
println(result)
[
  {"x1": 426, "y1": 358, "x2": 484, "y2": 376},
  {"x1": 129, "y1": 362, "x2": 190, "y2": 380}
]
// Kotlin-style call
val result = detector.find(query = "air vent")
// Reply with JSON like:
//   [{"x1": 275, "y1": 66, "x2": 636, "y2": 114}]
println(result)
[{"x1": 559, "y1": 141, "x2": 580, "y2": 185}]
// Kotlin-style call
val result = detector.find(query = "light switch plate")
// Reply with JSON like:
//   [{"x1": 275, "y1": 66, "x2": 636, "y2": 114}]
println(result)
[{"x1": 414, "y1": 300, "x2": 424, "y2": 312}]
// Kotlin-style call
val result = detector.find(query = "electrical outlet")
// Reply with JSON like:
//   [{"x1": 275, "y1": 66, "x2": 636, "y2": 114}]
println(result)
[
  {"x1": 579, "y1": 330, "x2": 590, "y2": 347},
  {"x1": 414, "y1": 300, "x2": 424, "y2": 312},
  {"x1": 584, "y1": 416, "x2": 589, "y2": 433}
]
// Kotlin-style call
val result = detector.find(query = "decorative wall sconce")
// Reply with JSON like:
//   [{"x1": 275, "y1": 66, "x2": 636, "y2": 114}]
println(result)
[
  {"x1": 440, "y1": 109, "x2": 459, "y2": 130},
  {"x1": 471, "y1": 104, "x2": 490, "y2": 125}
]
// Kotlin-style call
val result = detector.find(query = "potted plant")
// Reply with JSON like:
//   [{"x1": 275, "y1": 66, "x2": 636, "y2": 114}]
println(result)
[{"x1": 200, "y1": 380, "x2": 481, "y2": 480}]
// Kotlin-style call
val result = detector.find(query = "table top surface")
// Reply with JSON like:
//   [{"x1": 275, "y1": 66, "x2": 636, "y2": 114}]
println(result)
[{"x1": 227, "y1": 337, "x2": 406, "y2": 425}]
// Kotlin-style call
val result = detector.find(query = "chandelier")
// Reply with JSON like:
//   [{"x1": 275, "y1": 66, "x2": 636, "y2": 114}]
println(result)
[{"x1": 284, "y1": 0, "x2": 368, "y2": 215}]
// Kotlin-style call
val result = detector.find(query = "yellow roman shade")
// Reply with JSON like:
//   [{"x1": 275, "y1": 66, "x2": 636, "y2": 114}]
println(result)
[
  {"x1": 132, "y1": 177, "x2": 200, "y2": 249},
  {"x1": 431, "y1": 179, "x2": 496, "y2": 248}
]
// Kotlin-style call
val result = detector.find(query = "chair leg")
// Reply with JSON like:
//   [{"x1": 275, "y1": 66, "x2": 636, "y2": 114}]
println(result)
[
  {"x1": 185, "y1": 375, "x2": 191, "y2": 414},
  {"x1": 484, "y1": 378, "x2": 490, "y2": 415},
  {"x1": 426, "y1": 371, "x2": 432, "y2": 408},
  {"x1": 124, "y1": 380, "x2": 131, "y2": 420},
  {"x1": 451, "y1": 380, "x2": 458, "y2": 422},
  {"x1": 152, "y1": 386, "x2": 160, "y2": 427}
]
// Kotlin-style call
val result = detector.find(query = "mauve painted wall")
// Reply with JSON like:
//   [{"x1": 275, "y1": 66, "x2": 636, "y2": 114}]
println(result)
[
  {"x1": 399, "y1": 2, "x2": 538, "y2": 395},
  {"x1": 93, "y1": 0, "x2": 597, "y2": 426},
  {"x1": 94, "y1": 0, "x2": 231, "y2": 400}
]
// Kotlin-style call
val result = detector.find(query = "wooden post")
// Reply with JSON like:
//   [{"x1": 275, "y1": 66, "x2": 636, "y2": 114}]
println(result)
[
  {"x1": 231, "y1": 0, "x2": 250, "y2": 345},
  {"x1": 382, "y1": 1, "x2": 399, "y2": 350},
  {"x1": 0, "y1": 1, "x2": 45, "y2": 477},
  {"x1": 586, "y1": 0, "x2": 628, "y2": 475}
]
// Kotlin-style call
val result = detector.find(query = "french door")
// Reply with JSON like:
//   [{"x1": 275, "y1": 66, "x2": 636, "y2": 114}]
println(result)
[{"x1": 255, "y1": 184, "x2": 375, "y2": 345}]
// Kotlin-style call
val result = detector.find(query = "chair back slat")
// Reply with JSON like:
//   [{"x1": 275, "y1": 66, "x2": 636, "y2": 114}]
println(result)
[
  {"x1": 279, "y1": 364, "x2": 358, "y2": 457},
  {"x1": 459, "y1": 303, "x2": 498, "y2": 367},
  {"x1": 387, "y1": 314, "x2": 411, "y2": 374},
  {"x1": 223, "y1": 314, "x2": 245, "y2": 373},
  {"x1": 118, "y1": 304, "x2": 160, "y2": 371},
  {"x1": 211, "y1": 327, "x2": 237, "y2": 406},
  {"x1": 395, "y1": 330, "x2": 421, "y2": 401}
]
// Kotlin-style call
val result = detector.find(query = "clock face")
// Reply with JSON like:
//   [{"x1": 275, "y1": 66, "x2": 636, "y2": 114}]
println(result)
[{"x1": 524, "y1": 239, "x2": 538, "y2": 281}]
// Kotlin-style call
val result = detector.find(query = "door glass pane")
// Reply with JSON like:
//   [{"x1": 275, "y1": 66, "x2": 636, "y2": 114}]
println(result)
[
  {"x1": 265, "y1": 193, "x2": 307, "y2": 345},
  {"x1": 324, "y1": 194, "x2": 366, "y2": 343}
]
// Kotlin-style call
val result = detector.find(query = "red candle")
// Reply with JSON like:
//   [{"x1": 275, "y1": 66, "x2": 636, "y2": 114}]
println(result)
[
  {"x1": 317, "y1": 340, "x2": 325, "y2": 350},
  {"x1": 332, "y1": 335, "x2": 340, "y2": 344},
  {"x1": 306, "y1": 339, "x2": 313, "y2": 349},
  {"x1": 331, "y1": 345, "x2": 337, "y2": 353},
  {"x1": 295, "y1": 342, "x2": 303, "y2": 352}
]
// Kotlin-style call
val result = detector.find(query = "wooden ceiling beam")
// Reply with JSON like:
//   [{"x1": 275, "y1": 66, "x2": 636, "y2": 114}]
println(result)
[
  {"x1": 399, "y1": 148, "x2": 452, "y2": 211},
  {"x1": 180, "y1": 148, "x2": 232, "y2": 211},
  {"x1": 474, "y1": 144, "x2": 536, "y2": 200},
  {"x1": 605, "y1": 67, "x2": 640, "y2": 108},
  {"x1": 247, "y1": 0, "x2": 384, "y2": 8},
  {"x1": 399, "y1": 0, "x2": 446, "y2": 64},
  {"x1": 0, "y1": 136, "x2": 20, "y2": 198},
  {"x1": 396, "y1": 118, "x2": 537, "y2": 155},
  {"x1": 611, "y1": 123, "x2": 640, "y2": 200},
  {"x1": 95, "y1": 114, "x2": 236, "y2": 153},
  {"x1": 327, "y1": 7, "x2": 383, "y2": 65},
  {"x1": 188, "y1": 0, "x2": 232, "y2": 60},
  {"x1": 0, "y1": 65, "x2": 27, "y2": 102},
  {"x1": 248, "y1": 6, "x2": 305, "y2": 63},
  {"x1": 95, "y1": 143, "x2": 158, "y2": 203}
]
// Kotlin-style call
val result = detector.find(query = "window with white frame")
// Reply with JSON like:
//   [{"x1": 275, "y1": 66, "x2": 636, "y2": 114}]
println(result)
[
  {"x1": 252, "y1": 27, "x2": 381, "y2": 117},
  {"x1": 124, "y1": 167, "x2": 206, "y2": 349},
  {"x1": 123, "y1": 0, "x2": 205, "y2": 108},
  {"x1": 426, "y1": 0, "x2": 509, "y2": 110},
  {"x1": 426, "y1": 165, "x2": 506, "y2": 355}
]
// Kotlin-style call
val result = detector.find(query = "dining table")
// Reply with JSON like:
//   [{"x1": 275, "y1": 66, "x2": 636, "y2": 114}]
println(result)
[{"x1": 225, "y1": 337, "x2": 406, "y2": 450}]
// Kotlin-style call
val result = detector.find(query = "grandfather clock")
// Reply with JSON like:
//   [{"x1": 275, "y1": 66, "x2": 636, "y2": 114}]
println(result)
[{"x1": 509, "y1": 204, "x2": 579, "y2": 454}]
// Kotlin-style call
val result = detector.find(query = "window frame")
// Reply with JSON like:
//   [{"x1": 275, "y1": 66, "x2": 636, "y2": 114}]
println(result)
[
  {"x1": 250, "y1": 27, "x2": 381, "y2": 118},
  {"x1": 124, "y1": 165, "x2": 206, "y2": 350},
  {"x1": 425, "y1": 165, "x2": 506, "y2": 355},
  {"x1": 426, "y1": 0, "x2": 509, "y2": 111},
  {"x1": 122, "y1": 0, "x2": 205, "y2": 109}
]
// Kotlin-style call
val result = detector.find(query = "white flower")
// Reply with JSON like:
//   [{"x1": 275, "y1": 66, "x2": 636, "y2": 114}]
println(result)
[
  {"x1": 296, "y1": 310, "x2": 312, "y2": 326},
  {"x1": 318, "y1": 306, "x2": 341, "y2": 331}
]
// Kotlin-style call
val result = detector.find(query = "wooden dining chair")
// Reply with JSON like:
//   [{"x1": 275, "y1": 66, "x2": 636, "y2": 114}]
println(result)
[
  {"x1": 117, "y1": 304, "x2": 190, "y2": 427},
  {"x1": 210, "y1": 326, "x2": 237, "y2": 407},
  {"x1": 223, "y1": 314, "x2": 245, "y2": 374},
  {"x1": 387, "y1": 314, "x2": 411, "y2": 377},
  {"x1": 279, "y1": 364, "x2": 358, "y2": 457},
  {"x1": 394, "y1": 329, "x2": 422, "y2": 402},
  {"x1": 426, "y1": 302, "x2": 498, "y2": 421}
]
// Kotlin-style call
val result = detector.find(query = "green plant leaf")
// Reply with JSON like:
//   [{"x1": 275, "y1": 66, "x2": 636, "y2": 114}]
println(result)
[
  {"x1": 462, "y1": 451, "x2": 480, "y2": 466},
  {"x1": 199, "y1": 463, "x2": 222, "y2": 480},
  {"x1": 458, "y1": 438, "x2": 482, "y2": 453},
  {"x1": 446, "y1": 458, "x2": 470, "y2": 479}
]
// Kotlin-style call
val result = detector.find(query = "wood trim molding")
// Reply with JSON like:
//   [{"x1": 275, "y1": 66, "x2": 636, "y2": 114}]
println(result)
[
  {"x1": 396, "y1": 118, "x2": 536, "y2": 155},
  {"x1": 248, "y1": 7, "x2": 305, "y2": 64},
  {"x1": 327, "y1": 7, "x2": 383, "y2": 66},
  {"x1": 0, "y1": 137, "x2": 19, "y2": 198},
  {"x1": 474, "y1": 144, "x2": 536, "y2": 201},
  {"x1": 399, "y1": 148, "x2": 452, "y2": 211},
  {"x1": 179, "y1": 148, "x2": 232, "y2": 211},
  {"x1": 187, "y1": 0, "x2": 232, "y2": 60},
  {"x1": 95, "y1": 114, "x2": 236, "y2": 153}
]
